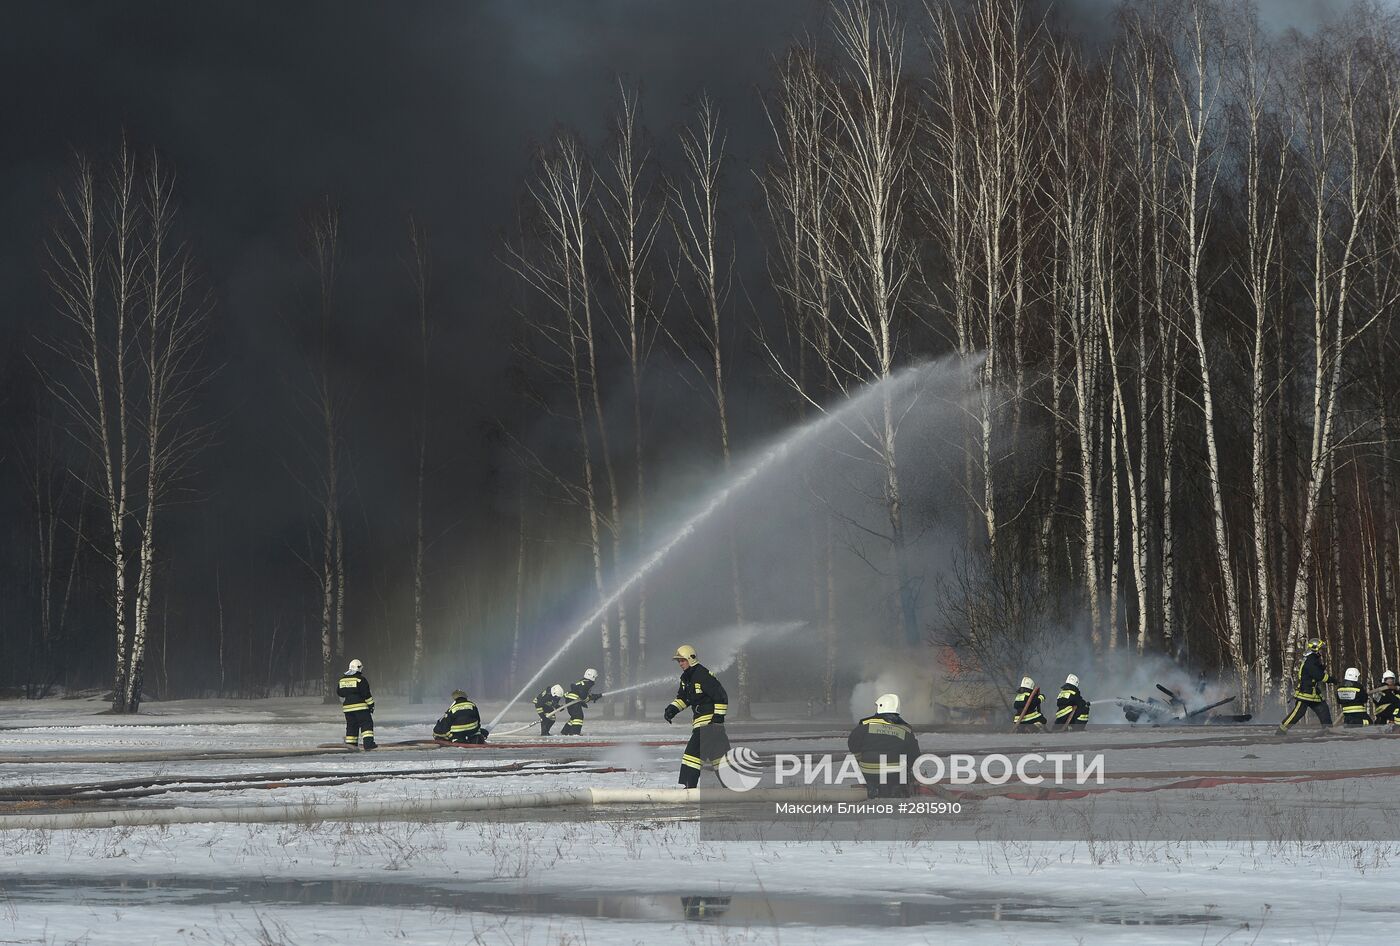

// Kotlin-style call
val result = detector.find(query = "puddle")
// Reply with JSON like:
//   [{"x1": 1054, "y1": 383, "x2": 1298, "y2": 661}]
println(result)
[{"x1": 0, "y1": 875, "x2": 1222, "y2": 928}]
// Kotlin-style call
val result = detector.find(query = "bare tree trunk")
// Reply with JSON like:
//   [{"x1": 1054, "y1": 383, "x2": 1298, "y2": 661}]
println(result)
[
  {"x1": 334, "y1": 510, "x2": 346, "y2": 660},
  {"x1": 1235, "y1": 18, "x2": 1289, "y2": 698},
  {"x1": 826, "y1": 0, "x2": 919, "y2": 644},
  {"x1": 601, "y1": 83, "x2": 661, "y2": 713},
  {"x1": 43, "y1": 143, "x2": 209, "y2": 713},
  {"x1": 407, "y1": 218, "x2": 431, "y2": 704},
  {"x1": 510, "y1": 482, "x2": 527, "y2": 694},
  {"x1": 1282, "y1": 39, "x2": 1396, "y2": 672},
  {"x1": 671, "y1": 94, "x2": 754, "y2": 708},
  {"x1": 1169, "y1": 4, "x2": 1246, "y2": 688},
  {"x1": 302, "y1": 200, "x2": 344, "y2": 702}
]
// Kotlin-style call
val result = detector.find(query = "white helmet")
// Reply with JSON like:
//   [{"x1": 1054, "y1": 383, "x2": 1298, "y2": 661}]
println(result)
[
  {"x1": 1384, "y1": 670, "x2": 1397, "y2": 682},
  {"x1": 347, "y1": 659, "x2": 363, "y2": 673},
  {"x1": 583, "y1": 668, "x2": 598, "y2": 682},
  {"x1": 1020, "y1": 676, "x2": 1034, "y2": 689},
  {"x1": 1344, "y1": 667, "x2": 1361, "y2": 683},
  {"x1": 1065, "y1": 674, "x2": 1080, "y2": 688},
  {"x1": 874, "y1": 693, "x2": 900, "y2": 715},
  {"x1": 550, "y1": 684, "x2": 565, "y2": 698}
]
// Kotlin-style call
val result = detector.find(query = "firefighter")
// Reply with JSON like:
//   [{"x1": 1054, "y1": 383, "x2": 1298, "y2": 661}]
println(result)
[
  {"x1": 1055, "y1": 674, "x2": 1091, "y2": 730},
  {"x1": 664, "y1": 644, "x2": 730, "y2": 788},
  {"x1": 338, "y1": 658, "x2": 376, "y2": 750},
  {"x1": 561, "y1": 669, "x2": 602, "y2": 736},
  {"x1": 1278, "y1": 638, "x2": 1334, "y2": 733},
  {"x1": 1012, "y1": 676, "x2": 1045, "y2": 730},
  {"x1": 433, "y1": 689, "x2": 488, "y2": 743},
  {"x1": 533, "y1": 684, "x2": 566, "y2": 736},
  {"x1": 1372, "y1": 671, "x2": 1400, "y2": 726},
  {"x1": 1336, "y1": 668, "x2": 1371, "y2": 727},
  {"x1": 847, "y1": 693, "x2": 921, "y2": 798}
]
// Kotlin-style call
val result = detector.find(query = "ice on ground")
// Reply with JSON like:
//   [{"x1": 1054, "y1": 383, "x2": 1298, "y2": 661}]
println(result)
[{"x1": 0, "y1": 696, "x2": 1395, "y2": 945}]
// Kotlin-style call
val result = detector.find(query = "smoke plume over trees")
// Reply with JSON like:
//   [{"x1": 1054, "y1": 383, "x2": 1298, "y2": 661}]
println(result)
[{"x1": 4, "y1": 0, "x2": 1400, "y2": 711}]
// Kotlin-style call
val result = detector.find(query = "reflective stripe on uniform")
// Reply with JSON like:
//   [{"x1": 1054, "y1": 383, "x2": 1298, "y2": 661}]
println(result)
[
  {"x1": 692, "y1": 714, "x2": 713, "y2": 728},
  {"x1": 681, "y1": 754, "x2": 704, "y2": 770},
  {"x1": 342, "y1": 702, "x2": 370, "y2": 713},
  {"x1": 858, "y1": 761, "x2": 906, "y2": 774}
]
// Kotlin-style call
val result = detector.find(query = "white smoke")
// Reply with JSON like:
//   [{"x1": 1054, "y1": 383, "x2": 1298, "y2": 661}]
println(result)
[{"x1": 847, "y1": 646, "x2": 945, "y2": 724}]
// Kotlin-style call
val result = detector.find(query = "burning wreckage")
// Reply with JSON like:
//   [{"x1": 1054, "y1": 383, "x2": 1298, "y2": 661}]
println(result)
[{"x1": 1120, "y1": 683, "x2": 1253, "y2": 726}]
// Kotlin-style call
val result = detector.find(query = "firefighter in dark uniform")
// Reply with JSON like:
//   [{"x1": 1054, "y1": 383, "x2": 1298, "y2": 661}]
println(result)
[
  {"x1": 1055, "y1": 674, "x2": 1091, "y2": 730},
  {"x1": 561, "y1": 669, "x2": 602, "y2": 735},
  {"x1": 533, "y1": 684, "x2": 566, "y2": 736},
  {"x1": 847, "y1": 693, "x2": 921, "y2": 798},
  {"x1": 1279, "y1": 638, "x2": 1333, "y2": 733},
  {"x1": 1372, "y1": 671, "x2": 1400, "y2": 725},
  {"x1": 433, "y1": 689, "x2": 489, "y2": 743},
  {"x1": 664, "y1": 644, "x2": 731, "y2": 788},
  {"x1": 338, "y1": 658, "x2": 376, "y2": 750},
  {"x1": 1335, "y1": 668, "x2": 1371, "y2": 727},
  {"x1": 1012, "y1": 676, "x2": 1046, "y2": 730}
]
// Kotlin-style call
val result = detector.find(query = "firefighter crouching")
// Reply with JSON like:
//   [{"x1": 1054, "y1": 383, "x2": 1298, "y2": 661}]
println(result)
[
  {"x1": 562, "y1": 669, "x2": 602, "y2": 736},
  {"x1": 1056, "y1": 674, "x2": 1091, "y2": 730},
  {"x1": 338, "y1": 658, "x2": 376, "y2": 750},
  {"x1": 1013, "y1": 676, "x2": 1046, "y2": 731},
  {"x1": 1373, "y1": 671, "x2": 1400, "y2": 725},
  {"x1": 847, "y1": 693, "x2": 921, "y2": 798},
  {"x1": 533, "y1": 684, "x2": 566, "y2": 736},
  {"x1": 664, "y1": 644, "x2": 731, "y2": 788},
  {"x1": 433, "y1": 689, "x2": 489, "y2": 743},
  {"x1": 1279, "y1": 638, "x2": 1333, "y2": 733},
  {"x1": 1336, "y1": 668, "x2": 1371, "y2": 727}
]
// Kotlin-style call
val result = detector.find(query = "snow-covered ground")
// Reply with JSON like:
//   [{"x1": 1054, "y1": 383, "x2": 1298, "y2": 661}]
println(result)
[{"x1": 1, "y1": 696, "x2": 1397, "y2": 944}]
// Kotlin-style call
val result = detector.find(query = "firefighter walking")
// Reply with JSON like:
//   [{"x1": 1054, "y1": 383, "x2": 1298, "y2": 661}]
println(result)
[
  {"x1": 338, "y1": 658, "x2": 376, "y2": 750},
  {"x1": 1279, "y1": 639, "x2": 1334, "y2": 733},
  {"x1": 847, "y1": 693, "x2": 921, "y2": 798},
  {"x1": 664, "y1": 644, "x2": 730, "y2": 788}
]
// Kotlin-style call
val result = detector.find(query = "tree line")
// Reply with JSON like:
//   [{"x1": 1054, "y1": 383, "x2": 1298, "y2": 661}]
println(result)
[
  {"x1": 9, "y1": 0, "x2": 1400, "y2": 713},
  {"x1": 506, "y1": 0, "x2": 1400, "y2": 712}
]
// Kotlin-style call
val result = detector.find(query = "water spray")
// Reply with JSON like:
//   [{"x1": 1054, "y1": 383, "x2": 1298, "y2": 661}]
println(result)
[
  {"x1": 487, "y1": 362, "x2": 941, "y2": 731},
  {"x1": 489, "y1": 621, "x2": 807, "y2": 736}
]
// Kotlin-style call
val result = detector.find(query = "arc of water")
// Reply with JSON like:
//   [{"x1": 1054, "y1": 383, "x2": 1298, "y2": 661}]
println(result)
[{"x1": 487, "y1": 362, "x2": 937, "y2": 730}]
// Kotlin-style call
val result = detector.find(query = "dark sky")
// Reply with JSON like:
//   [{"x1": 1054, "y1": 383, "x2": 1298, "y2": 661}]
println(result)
[
  {"x1": 0, "y1": 0, "x2": 839, "y2": 686},
  {"x1": 0, "y1": 0, "x2": 1369, "y2": 689}
]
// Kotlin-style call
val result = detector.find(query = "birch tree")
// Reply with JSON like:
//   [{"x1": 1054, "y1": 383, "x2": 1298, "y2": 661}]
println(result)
[
  {"x1": 506, "y1": 136, "x2": 618, "y2": 696},
  {"x1": 600, "y1": 82, "x2": 663, "y2": 707},
  {"x1": 1282, "y1": 27, "x2": 1398, "y2": 669},
  {"x1": 407, "y1": 217, "x2": 431, "y2": 704},
  {"x1": 43, "y1": 142, "x2": 210, "y2": 713},
  {"x1": 669, "y1": 93, "x2": 752, "y2": 706}
]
